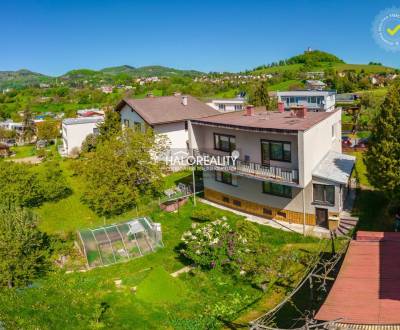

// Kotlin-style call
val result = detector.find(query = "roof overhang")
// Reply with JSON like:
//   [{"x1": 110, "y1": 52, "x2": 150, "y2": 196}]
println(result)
[{"x1": 312, "y1": 151, "x2": 355, "y2": 185}]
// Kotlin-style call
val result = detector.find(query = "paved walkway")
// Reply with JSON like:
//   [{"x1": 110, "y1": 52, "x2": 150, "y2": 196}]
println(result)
[
  {"x1": 170, "y1": 265, "x2": 194, "y2": 277},
  {"x1": 8, "y1": 156, "x2": 42, "y2": 164},
  {"x1": 198, "y1": 198, "x2": 331, "y2": 238}
]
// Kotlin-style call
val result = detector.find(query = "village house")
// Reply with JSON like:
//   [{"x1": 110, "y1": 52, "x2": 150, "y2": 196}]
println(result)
[
  {"x1": 277, "y1": 90, "x2": 336, "y2": 112},
  {"x1": 206, "y1": 97, "x2": 245, "y2": 113},
  {"x1": 115, "y1": 94, "x2": 218, "y2": 156},
  {"x1": 60, "y1": 116, "x2": 104, "y2": 156},
  {"x1": 188, "y1": 105, "x2": 355, "y2": 232}
]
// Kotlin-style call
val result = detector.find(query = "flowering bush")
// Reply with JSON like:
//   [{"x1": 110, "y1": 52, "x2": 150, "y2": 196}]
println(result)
[{"x1": 180, "y1": 219, "x2": 251, "y2": 271}]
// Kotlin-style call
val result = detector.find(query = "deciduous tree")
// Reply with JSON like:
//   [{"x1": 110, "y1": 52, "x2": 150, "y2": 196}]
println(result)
[
  {"x1": 80, "y1": 129, "x2": 167, "y2": 216},
  {"x1": 0, "y1": 208, "x2": 50, "y2": 288}
]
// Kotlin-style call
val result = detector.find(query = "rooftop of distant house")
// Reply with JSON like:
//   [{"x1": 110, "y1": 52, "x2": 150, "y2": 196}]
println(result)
[
  {"x1": 62, "y1": 116, "x2": 104, "y2": 126},
  {"x1": 277, "y1": 90, "x2": 336, "y2": 96},
  {"x1": 115, "y1": 95, "x2": 218, "y2": 125},
  {"x1": 191, "y1": 106, "x2": 339, "y2": 132}
]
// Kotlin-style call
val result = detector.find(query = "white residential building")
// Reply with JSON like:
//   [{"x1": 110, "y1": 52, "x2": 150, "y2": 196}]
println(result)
[
  {"x1": 188, "y1": 105, "x2": 355, "y2": 231},
  {"x1": 61, "y1": 116, "x2": 104, "y2": 156},
  {"x1": 277, "y1": 90, "x2": 336, "y2": 112},
  {"x1": 115, "y1": 94, "x2": 218, "y2": 157},
  {"x1": 206, "y1": 98, "x2": 245, "y2": 113}
]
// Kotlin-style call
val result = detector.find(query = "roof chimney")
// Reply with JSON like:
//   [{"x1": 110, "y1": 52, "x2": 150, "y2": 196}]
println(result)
[
  {"x1": 245, "y1": 105, "x2": 254, "y2": 116},
  {"x1": 181, "y1": 95, "x2": 188, "y2": 106},
  {"x1": 278, "y1": 101, "x2": 285, "y2": 113},
  {"x1": 291, "y1": 105, "x2": 307, "y2": 118}
]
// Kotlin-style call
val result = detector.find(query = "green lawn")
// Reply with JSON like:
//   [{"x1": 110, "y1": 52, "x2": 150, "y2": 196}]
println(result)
[
  {"x1": 2, "y1": 196, "x2": 329, "y2": 329},
  {"x1": 10, "y1": 145, "x2": 36, "y2": 158}
]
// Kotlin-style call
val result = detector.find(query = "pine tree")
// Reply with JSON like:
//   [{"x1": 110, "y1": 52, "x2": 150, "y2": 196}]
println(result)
[
  {"x1": 249, "y1": 82, "x2": 272, "y2": 110},
  {"x1": 365, "y1": 80, "x2": 400, "y2": 203}
]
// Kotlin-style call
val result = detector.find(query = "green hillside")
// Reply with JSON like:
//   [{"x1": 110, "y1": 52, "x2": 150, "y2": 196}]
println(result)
[
  {"x1": 0, "y1": 69, "x2": 51, "y2": 89},
  {"x1": 249, "y1": 50, "x2": 397, "y2": 76}
]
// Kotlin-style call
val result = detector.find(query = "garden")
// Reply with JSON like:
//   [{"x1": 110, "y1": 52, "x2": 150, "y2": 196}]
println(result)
[{"x1": 0, "y1": 153, "x2": 336, "y2": 329}]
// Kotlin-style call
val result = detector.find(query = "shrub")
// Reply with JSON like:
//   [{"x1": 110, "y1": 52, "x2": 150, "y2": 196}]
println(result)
[{"x1": 180, "y1": 220, "x2": 251, "y2": 271}]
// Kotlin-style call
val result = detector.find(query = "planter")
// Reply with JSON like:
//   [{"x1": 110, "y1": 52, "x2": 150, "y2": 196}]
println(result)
[{"x1": 160, "y1": 197, "x2": 188, "y2": 212}]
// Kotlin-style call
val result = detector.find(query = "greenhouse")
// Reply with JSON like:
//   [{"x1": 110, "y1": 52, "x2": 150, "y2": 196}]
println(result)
[{"x1": 77, "y1": 217, "x2": 164, "y2": 268}]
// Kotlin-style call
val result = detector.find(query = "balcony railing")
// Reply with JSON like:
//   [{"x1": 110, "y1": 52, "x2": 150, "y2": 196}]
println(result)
[{"x1": 194, "y1": 150, "x2": 299, "y2": 185}]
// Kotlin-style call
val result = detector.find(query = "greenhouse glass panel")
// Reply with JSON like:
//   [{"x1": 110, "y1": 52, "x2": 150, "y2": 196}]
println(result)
[{"x1": 77, "y1": 217, "x2": 163, "y2": 268}]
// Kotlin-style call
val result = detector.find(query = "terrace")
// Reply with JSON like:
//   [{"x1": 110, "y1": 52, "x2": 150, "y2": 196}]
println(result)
[{"x1": 194, "y1": 150, "x2": 299, "y2": 186}]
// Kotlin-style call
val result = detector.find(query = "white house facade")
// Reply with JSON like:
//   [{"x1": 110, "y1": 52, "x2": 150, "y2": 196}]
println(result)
[
  {"x1": 115, "y1": 95, "x2": 218, "y2": 157},
  {"x1": 206, "y1": 98, "x2": 245, "y2": 113},
  {"x1": 277, "y1": 90, "x2": 336, "y2": 112},
  {"x1": 61, "y1": 116, "x2": 103, "y2": 156},
  {"x1": 188, "y1": 105, "x2": 355, "y2": 230}
]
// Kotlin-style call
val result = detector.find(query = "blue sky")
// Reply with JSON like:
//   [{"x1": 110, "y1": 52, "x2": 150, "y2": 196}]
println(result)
[{"x1": 1, "y1": 0, "x2": 400, "y2": 76}]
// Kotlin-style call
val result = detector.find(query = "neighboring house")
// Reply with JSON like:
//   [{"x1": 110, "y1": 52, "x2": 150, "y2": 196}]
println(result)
[
  {"x1": 306, "y1": 80, "x2": 326, "y2": 90},
  {"x1": 77, "y1": 108, "x2": 104, "y2": 117},
  {"x1": 277, "y1": 90, "x2": 336, "y2": 112},
  {"x1": 0, "y1": 120, "x2": 24, "y2": 133},
  {"x1": 206, "y1": 98, "x2": 245, "y2": 112},
  {"x1": 61, "y1": 116, "x2": 103, "y2": 156},
  {"x1": 115, "y1": 95, "x2": 218, "y2": 155},
  {"x1": 189, "y1": 105, "x2": 355, "y2": 230}
]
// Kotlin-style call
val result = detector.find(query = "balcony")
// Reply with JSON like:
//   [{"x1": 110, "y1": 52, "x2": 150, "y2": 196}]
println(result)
[{"x1": 194, "y1": 150, "x2": 299, "y2": 186}]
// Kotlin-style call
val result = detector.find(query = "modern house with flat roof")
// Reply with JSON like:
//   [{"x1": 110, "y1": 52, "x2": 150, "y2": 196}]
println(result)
[
  {"x1": 61, "y1": 116, "x2": 104, "y2": 156},
  {"x1": 115, "y1": 94, "x2": 218, "y2": 155},
  {"x1": 206, "y1": 97, "x2": 245, "y2": 113},
  {"x1": 188, "y1": 105, "x2": 355, "y2": 231},
  {"x1": 277, "y1": 90, "x2": 336, "y2": 112}
]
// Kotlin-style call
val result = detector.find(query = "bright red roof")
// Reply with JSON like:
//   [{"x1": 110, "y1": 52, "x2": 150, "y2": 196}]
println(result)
[{"x1": 315, "y1": 231, "x2": 400, "y2": 325}]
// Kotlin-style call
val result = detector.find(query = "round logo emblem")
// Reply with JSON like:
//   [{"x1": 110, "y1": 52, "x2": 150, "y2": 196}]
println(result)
[{"x1": 372, "y1": 7, "x2": 400, "y2": 52}]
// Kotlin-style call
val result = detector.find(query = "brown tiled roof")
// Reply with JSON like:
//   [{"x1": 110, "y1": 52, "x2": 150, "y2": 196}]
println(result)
[
  {"x1": 115, "y1": 95, "x2": 218, "y2": 125},
  {"x1": 192, "y1": 107, "x2": 338, "y2": 132}
]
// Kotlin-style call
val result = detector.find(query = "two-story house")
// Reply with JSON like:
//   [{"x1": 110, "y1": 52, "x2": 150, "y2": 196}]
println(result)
[
  {"x1": 188, "y1": 105, "x2": 355, "y2": 229},
  {"x1": 277, "y1": 90, "x2": 336, "y2": 112},
  {"x1": 115, "y1": 94, "x2": 218, "y2": 155}
]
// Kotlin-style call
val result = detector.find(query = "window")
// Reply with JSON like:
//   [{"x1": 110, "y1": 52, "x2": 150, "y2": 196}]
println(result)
[
  {"x1": 277, "y1": 211, "x2": 286, "y2": 218},
  {"x1": 313, "y1": 184, "x2": 335, "y2": 205},
  {"x1": 261, "y1": 140, "x2": 291, "y2": 164},
  {"x1": 222, "y1": 196, "x2": 230, "y2": 203},
  {"x1": 234, "y1": 104, "x2": 242, "y2": 111},
  {"x1": 263, "y1": 208, "x2": 272, "y2": 215},
  {"x1": 218, "y1": 104, "x2": 226, "y2": 111},
  {"x1": 233, "y1": 200, "x2": 241, "y2": 207},
  {"x1": 215, "y1": 171, "x2": 237, "y2": 186},
  {"x1": 184, "y1": 121, "x2": 188, "y2": 131},
  {"x1": 263, "y1": 182, "x2": 292, "y2": 198},
  {"x1": 331, "y1": 124, "x2": 335, "y2": 139},
  {"x1": 134, "y1": 122, "x2": 142, "y2": 132},
  {"x1": 93, "y1": 128, "x2": 99, "y2": 136},
  {"x1": 214, "y1": 133, "x2": 236, "y2": 152},
  {"x1": 123, "y1": 119, "x2": 130, "y2": 128}
]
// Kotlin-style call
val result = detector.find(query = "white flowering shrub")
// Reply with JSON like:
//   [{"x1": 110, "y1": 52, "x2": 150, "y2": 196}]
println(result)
[{"x1": 180, "y1": 219, "x2": 250, "y2": 271}]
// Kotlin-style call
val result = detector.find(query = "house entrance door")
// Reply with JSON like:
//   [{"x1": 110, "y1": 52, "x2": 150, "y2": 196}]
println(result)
[{"x1": 316, "y1": 208, "x2": 328, "y2": 228}]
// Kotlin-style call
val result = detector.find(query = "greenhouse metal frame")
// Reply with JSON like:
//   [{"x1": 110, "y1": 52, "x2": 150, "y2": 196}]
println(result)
[{"x1": 77, "y1": 217, "x2": 164, "y2": 268}]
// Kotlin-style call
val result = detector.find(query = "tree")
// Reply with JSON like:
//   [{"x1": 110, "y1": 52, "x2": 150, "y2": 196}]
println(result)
[
  {"x1": 0, "y1": 208, "x2": 50, "y2": 288},
  {"x1": 97, "y1": 110, "x2": 121, "y2": 143},
  {"x1": 249, "y1": 82, "x2": 272, "y2": 110},
  {"x1": 36, "y1": 120, "x2": 59, "y2": 141},
  {"x1": 81, "y1": 133, "x2": 98, "y2": 153},
  {"x1": 22, "y1": 109, "x2": 36, "y2": 143},
  {"x1": 80, "y1": 129, "x2": 167, "y2": 216},
  {"x1": 0, "y1": 161, "x2": 70, "y2": 208},
  {"x1": 365, "y1": 81, "x2": 400, "y2": 204}
]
